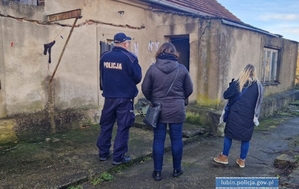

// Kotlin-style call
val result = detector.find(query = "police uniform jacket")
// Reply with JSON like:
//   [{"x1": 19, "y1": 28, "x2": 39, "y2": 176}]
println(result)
[
  {"x1": 141, "y1": 53, "x2": 193, "y2": 123},
  {"x1": 100, "y1": 46, "x2": 142, "y2": 98},
  {"x1": 224, "y1": 79, "x2": 263, "y2": 141}
]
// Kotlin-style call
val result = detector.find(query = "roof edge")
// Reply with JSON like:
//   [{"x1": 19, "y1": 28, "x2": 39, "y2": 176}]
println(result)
[
  {"x1": 144, "y1": 0, "x2": 212, "y2": 16},
  {"x1": 221, "y1": 19, "x2": 281, "y2": 38}
]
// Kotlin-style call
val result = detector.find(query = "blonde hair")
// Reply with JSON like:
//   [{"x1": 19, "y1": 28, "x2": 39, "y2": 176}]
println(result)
[
  {"x1": 155, "y1": 42, "x2": 180, "y2": 59},
  {"x1": 237, "y1": 64, "x2": 258, "y2": 92}
]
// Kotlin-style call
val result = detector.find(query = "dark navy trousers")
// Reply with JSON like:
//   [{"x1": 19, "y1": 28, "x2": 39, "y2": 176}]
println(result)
[
  {"x1": 153, "y1": 122, "x2": 183, "y2": 171},
  {"x1": 96, "y1": 98, "x2": 135, "y2": 162}
]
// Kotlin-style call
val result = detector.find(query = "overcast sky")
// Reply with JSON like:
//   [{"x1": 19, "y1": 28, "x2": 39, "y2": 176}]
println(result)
[{"x1": 217, "y1": 0, "x2": 299, "y2": 42}]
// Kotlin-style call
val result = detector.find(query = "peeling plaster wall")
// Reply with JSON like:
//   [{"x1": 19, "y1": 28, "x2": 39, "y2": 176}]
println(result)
[
  {"x1": 217, "y1": 20, "x2": 297, "y2": 105},
  {"x1": 198, "y1": 19, "x2": 298, "y2": 107},
  {"x1": 152, "y1": 13, "x2": 200, "y2": 104},
  {"x1": 0, "y1": 1, "x2": 44, "y2": 20},
  {"x1": 197, "y1": 19, "x2": 222, "y2": 107},
  {"x1": 0, "y1": 16, "x2": 5, "y2": 117},
  {"x1": 0, "y1": 1, "x2": 100, "y2": 118},
  {"x1": 1, "y1": 14, "x2": 99, "y2": 115},
  {"x1": 0, "y1": 1, "x2": 103, "y2": 140},
  {"x1": 3, "y1": 18, "x2": 50, "y2": 115},
  {"x1": 82, "y1": 2, "x2": 201, "y2": 104},
  {"x1": 51, "y1": 25, "x2": 98, "y2": 109},
  {"x1": 219, "y1": 23, "x2": 263, "y2": 95},
  {"x1": 0, "y1": 0, "x2": 203, "y2": 142}
]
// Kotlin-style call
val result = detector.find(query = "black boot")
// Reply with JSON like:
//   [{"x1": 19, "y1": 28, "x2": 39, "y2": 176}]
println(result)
[
  {"x1": 173, "y1": 169, "x2": 183, "y2": 177},
  {"x1": 152, "y1": 171, "x2": 162, "y2": 181}
]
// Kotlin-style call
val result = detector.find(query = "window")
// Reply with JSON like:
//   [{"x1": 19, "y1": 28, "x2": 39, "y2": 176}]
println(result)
[
  {"x1": 262, "y1": 48, "x2": 279, "y2": 84},
  {"x1": 18, "y1": 0, "x2": 44, "y2": 6},
  {"x1": 37, "y1": 0, "x2": 44, "y2": 6},
  {"x1": 100, "y1": 41, "x2": 114, "y2": 56}
]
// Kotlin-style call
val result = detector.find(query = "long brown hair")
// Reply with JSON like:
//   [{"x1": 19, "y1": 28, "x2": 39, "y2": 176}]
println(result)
[
  {"x1": 155, "y1": 42, "x2": 180, "y2": 59},
  {"x1": 237, "y1": 64, "x2": 258, "y2": 92}
]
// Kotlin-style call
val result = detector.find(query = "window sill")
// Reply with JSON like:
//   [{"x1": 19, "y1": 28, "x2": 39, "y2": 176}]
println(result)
[{"x1": 262, "y1": 81, "x2": 280, "y2": 86}]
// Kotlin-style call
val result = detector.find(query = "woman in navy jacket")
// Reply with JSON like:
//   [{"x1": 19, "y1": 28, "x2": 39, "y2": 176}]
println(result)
[
  {"x1": 142, "y1": 42, "x2": 193, "y2": 181},
  {"x1": 214, "y1": 64, "x2": 264, "y2": 168}
]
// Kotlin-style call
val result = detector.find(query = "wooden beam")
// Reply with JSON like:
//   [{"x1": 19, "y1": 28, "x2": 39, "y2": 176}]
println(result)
[
  {"x1": 47, "y1": 9, "x2": 82, "y2": 22},
  {"x1": 49, "y1": 17, "x2": 79, "y2": 83}
]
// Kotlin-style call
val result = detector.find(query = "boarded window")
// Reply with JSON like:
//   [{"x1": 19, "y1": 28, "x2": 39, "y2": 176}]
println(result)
[{"x1": 262, "y1": 48, "x2": 279, "y2": 83}]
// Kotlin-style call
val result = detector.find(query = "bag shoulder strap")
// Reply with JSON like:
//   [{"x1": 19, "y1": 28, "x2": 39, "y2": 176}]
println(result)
[{"x1": 165, "y1": 67, "x2": 179, "y2": 97}]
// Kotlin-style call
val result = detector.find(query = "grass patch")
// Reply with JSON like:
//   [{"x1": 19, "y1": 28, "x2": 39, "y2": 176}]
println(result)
[
  {"x1": 290, "y1": 100, "x2": 299, "y2": 106},
  {"x1": 256, "y1": 117, "x2": 288, "y2": 130},
  {"x1": 186, "y1": 112, "x2": 202, "y2": 125},
  {"x1": 181, "y1": 161, "x2": 194, "y2": 168},
  {"x1": 256, "y1": 102, "x2": 299, "y2": 130},
  {"x1": 277, "y1": 112, "x2": 292, "y2": 116},
  {"x1": 91, "y1": 172, "x2": 114, "y2": 185},
  {"x1": 140, "y1": 156, "x2": 152, "y2": 163},
  {"x1": 291, "y1": 111, "x2": 299, "y2": 116},
  {"x1": 89, "y1": 155, "x2": 153, "y2": 186},
  {"x1": 68, "y1": 186, "x2": 83, "y2": 189}
]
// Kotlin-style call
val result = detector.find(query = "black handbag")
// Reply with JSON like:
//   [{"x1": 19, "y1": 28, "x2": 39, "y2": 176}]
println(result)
[
  {"x1": 143, "y1": 102, "x2": 161, "y2": 128},
  {"x1": 143, "y1": 67, "x2": 179, "y2": 128}
]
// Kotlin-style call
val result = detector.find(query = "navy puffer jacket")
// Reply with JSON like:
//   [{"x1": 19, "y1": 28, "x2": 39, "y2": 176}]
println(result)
[
  {"x1": 141, "y1": 54, "x2": 193, "y2": 123},
  {"x1": 224, "y1": 79, "x2": 258, "y2": 141}
]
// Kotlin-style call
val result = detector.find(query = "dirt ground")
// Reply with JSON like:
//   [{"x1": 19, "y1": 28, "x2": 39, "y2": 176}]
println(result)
[{"x1": 0, "y1": 102, "x2": 299, "y2": 189}]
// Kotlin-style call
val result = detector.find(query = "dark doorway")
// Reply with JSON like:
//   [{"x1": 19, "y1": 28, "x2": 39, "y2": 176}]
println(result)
[
  {"x1": 170, "y1": 35, "x2": 190, "y2": 71},
  {"x1": 170, "y1": 35, "x2": 190, "y2": 105}
]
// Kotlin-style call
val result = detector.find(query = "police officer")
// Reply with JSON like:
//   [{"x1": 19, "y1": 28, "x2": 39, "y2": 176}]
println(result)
[{"x1": 96, "y1": 32, "x2": 142, "y2": 165}]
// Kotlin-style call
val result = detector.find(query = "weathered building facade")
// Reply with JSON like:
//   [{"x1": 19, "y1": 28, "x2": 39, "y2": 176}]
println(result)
[{"x1": 0, "y1": 0, "x2": 298, "y2": 143}]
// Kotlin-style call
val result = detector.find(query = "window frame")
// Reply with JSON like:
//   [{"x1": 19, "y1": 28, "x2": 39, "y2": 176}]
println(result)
[
  {"x1": 261, "y1": 47, "x2": 280, "y2": 85},
  {"x1": 18, "y1": 0, "x2": 44, "y2": 6}
]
